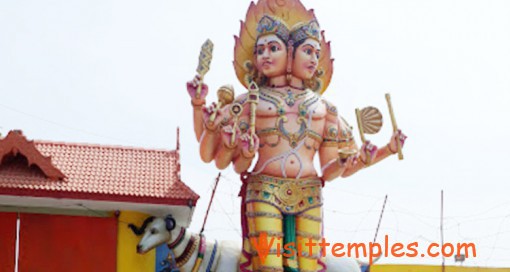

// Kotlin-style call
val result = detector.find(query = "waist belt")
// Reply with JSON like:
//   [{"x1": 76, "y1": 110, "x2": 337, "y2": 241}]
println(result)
[{"x1": 245, "y1": 174, "x2": 323, "y2": 215}]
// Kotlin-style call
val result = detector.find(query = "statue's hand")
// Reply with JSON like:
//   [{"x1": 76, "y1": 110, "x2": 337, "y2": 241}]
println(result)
[
  {"x1": 359, "y1": 141, "x2": 378, "y2": 164},
  {"x1": 240, "y1": 132, "x2": 259, "y2": 158},
  {"x1": 202, "y1": 102, "x2": 224, "y2": 130},
  {"x1": 221, "y1": 125, "x2": 240, "y2": 148},
  {"x1": 186, "y1": 75, "x2": 209, "y2": 100},
  {"x1": 388, "y1": 129, "x2": 407, "y2": 153}
]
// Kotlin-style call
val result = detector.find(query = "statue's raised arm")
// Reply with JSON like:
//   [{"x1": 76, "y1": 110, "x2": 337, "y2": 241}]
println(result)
[
  {"x1": 187, "y1": 75, "x2": 209, "y2": 141},
  {"x1": 187, "y1": 39, "x2": 214, "y2": 141}
]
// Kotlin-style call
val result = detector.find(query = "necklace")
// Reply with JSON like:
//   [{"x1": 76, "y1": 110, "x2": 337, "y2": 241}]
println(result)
[
  {"x1": 269, "y1": 83, "x2": 306, "y2": 90},
  {"x1": 263, "y1": 88, "x2": 309, "y2": 107}
]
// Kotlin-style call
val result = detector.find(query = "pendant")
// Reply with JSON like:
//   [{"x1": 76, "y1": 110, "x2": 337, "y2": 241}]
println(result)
[{"x1": 285, "y1": 89, "x2": 295, "y2": 107}]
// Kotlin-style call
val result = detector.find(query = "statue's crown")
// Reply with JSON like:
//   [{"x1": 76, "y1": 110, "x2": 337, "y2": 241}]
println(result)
[
  {"x1": 256, "y1": 15, "x2": 290, "y2": 42},
  {"x1": 290, "y1": 20, "x2": 321, "y2": 44}
]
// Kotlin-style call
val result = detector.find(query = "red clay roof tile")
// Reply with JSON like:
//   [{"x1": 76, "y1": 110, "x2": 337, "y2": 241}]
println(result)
[{"x1": 0, "y1": 131, "x2": 199, "y2": 206}]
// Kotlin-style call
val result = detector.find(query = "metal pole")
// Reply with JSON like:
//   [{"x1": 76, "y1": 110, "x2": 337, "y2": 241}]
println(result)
[
  {"x1": 441, "y1": 190, "x2": 445, "y2": 272},
  {"x1": 373, "y1": 195, "x2": 388, "y2": 244},
  {"x1": 200, "y1": 172, "x2": 221, "y2": 234}
]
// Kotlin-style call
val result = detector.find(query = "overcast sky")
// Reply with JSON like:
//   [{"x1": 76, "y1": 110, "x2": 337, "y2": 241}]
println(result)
[{"x1": 1, "y1": 0, "x2": 510, "y2": 267}]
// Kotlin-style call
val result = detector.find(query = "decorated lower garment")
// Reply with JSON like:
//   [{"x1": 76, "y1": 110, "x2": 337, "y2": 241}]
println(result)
[{"x1": 239, "y1": 173, "x2": 326, "y2": 272}]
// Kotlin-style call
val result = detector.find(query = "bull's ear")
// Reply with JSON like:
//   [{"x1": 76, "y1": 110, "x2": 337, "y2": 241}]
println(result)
[{"x1": 165, "y1": 215, "x2": 176, "y2": 231}]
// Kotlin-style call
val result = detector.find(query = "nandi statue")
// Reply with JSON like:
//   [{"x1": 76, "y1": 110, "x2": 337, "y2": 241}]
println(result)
[{"x1": 129, "y1": 215, "x2": 375, "y2": 272}]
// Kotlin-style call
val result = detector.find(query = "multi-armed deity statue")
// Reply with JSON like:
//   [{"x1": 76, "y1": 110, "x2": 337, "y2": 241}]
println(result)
[{"x1": 187, "y1": 1, "x2": 406, "y2": 271}]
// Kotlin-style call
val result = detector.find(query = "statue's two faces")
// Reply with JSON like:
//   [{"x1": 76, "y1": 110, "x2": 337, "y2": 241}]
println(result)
[{"x1": 255, "y1": 34, "x2": 288, "y2": 78}]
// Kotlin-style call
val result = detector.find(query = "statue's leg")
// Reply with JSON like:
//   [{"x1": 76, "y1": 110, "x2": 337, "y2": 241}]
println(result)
[
  {"x1": 246, "y1": 201, "x2": 284, "y2": 272},
  {"x1": 296, "y1": 207, "x2": 322, "y2": 272}
]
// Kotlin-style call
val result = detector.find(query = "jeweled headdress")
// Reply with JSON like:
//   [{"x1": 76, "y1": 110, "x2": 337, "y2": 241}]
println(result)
[
  {"x1": 256, "y1": 15, "x2": 290, "y2": 42},
  {"x1": 289, "y1": 20, "x2": 321, "y2": 43},
  {"x1": 233, "y1": 0, "x2": 333, "y2": 94}
]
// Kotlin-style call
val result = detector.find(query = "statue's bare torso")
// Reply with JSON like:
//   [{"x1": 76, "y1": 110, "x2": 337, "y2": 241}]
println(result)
[{"x1": 249, "y1": 87, "x2": 326, "y2": 178}]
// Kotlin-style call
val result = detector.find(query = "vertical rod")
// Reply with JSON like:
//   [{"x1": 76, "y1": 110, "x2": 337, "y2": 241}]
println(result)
[
  {"x1": 249, "y1": 97, "x2": 257, "y2": 150},
  {"x1": 176, "y1": 127, "x2": 180, "y2": 151},
  {"x1": 355, "y1": 108, "x2": 366, "y2": 143},
  {"x1": 385, "y1": 93, "x2": 403, "y2": 160},
  {"x1": 15, "y1": 212, "x2": 20, "y2": 272},
  {"x1": 201, "y1": 172, "x2": 221, "y2": 234},
  {"x1": 441, "y1": 190, "x2": 445, "y2": 272},
  {"x1": 373, "y1": 195, "x2": 388, "y2": 244}
]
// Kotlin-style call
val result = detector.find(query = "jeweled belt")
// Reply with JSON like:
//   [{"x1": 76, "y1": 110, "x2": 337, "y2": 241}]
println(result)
[{"x1": 245, "y1": 174, "x2": 322, "y2": 214}]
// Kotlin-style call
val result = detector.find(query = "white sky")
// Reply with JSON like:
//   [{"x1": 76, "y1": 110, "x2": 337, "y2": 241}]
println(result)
[{"x1": 1, "y1": 0, "x2": 510, "y2": 267}]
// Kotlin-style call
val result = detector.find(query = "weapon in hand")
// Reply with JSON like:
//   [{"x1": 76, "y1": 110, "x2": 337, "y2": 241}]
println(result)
[
  {"x1": 209, "y1": 85, "x2": 235, "y2": 123},
  {"x1": 195, "y1": 39, "x2": 214, "y2": 98},
  {"x1": 247, "y1": 81, "x2": 260, "y2": 151},
  {"x1": 229, "y1": 103, "x2": 243, "y2": 146},
  {"x1": 385, "y1": 93, "x2": 404, "y2": 160},
  {"x1": 355, "y1": 106, "x2": 383, "y2": 166}
]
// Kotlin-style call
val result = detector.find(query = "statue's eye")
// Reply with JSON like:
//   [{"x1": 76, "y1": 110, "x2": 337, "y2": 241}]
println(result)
[
  {"x1": 150, "y1": 228, "x2": 158, "y2": 235},
  {"x1": 270, "y1": 45, "x2": 279, "y2": 52},
  {"x1": 305, "y1": 48, "x2": 312, "y2": 55},
  {"x1": 257, "y1": 47, "x2": 264, "y2": 55}
]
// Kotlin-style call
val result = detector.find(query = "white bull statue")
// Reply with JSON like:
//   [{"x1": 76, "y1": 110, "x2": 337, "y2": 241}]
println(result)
[{"x1": 129, "y1": 215, "x2": 376, "y2": 272}]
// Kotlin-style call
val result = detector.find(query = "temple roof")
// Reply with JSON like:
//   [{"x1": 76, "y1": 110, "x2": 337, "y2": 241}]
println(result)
[{"x1": 0, "y1": 130, "x2": 199, "y2": 207}]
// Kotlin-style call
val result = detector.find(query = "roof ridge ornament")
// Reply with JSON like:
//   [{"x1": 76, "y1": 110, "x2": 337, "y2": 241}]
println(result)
[{"x1": 0, "y1": 130, "x2": 66, "y2": 181}]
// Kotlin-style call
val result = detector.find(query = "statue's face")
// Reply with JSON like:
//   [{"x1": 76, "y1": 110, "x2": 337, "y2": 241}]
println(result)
[
  {"x1": 255, "y1": 34, "x2": 288, "y2": 78},
  {"x1": 292, "y1": 38, "x2": 320, "y2": 80}
]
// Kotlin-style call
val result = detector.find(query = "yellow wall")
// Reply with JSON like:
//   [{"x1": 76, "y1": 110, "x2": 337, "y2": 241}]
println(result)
[
  {"x1": 117, "y1": 211, "x2": 155, "y2": 272},
  {"x1": 372, "y1": 265, "x2": 510, "y2": 272}
]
